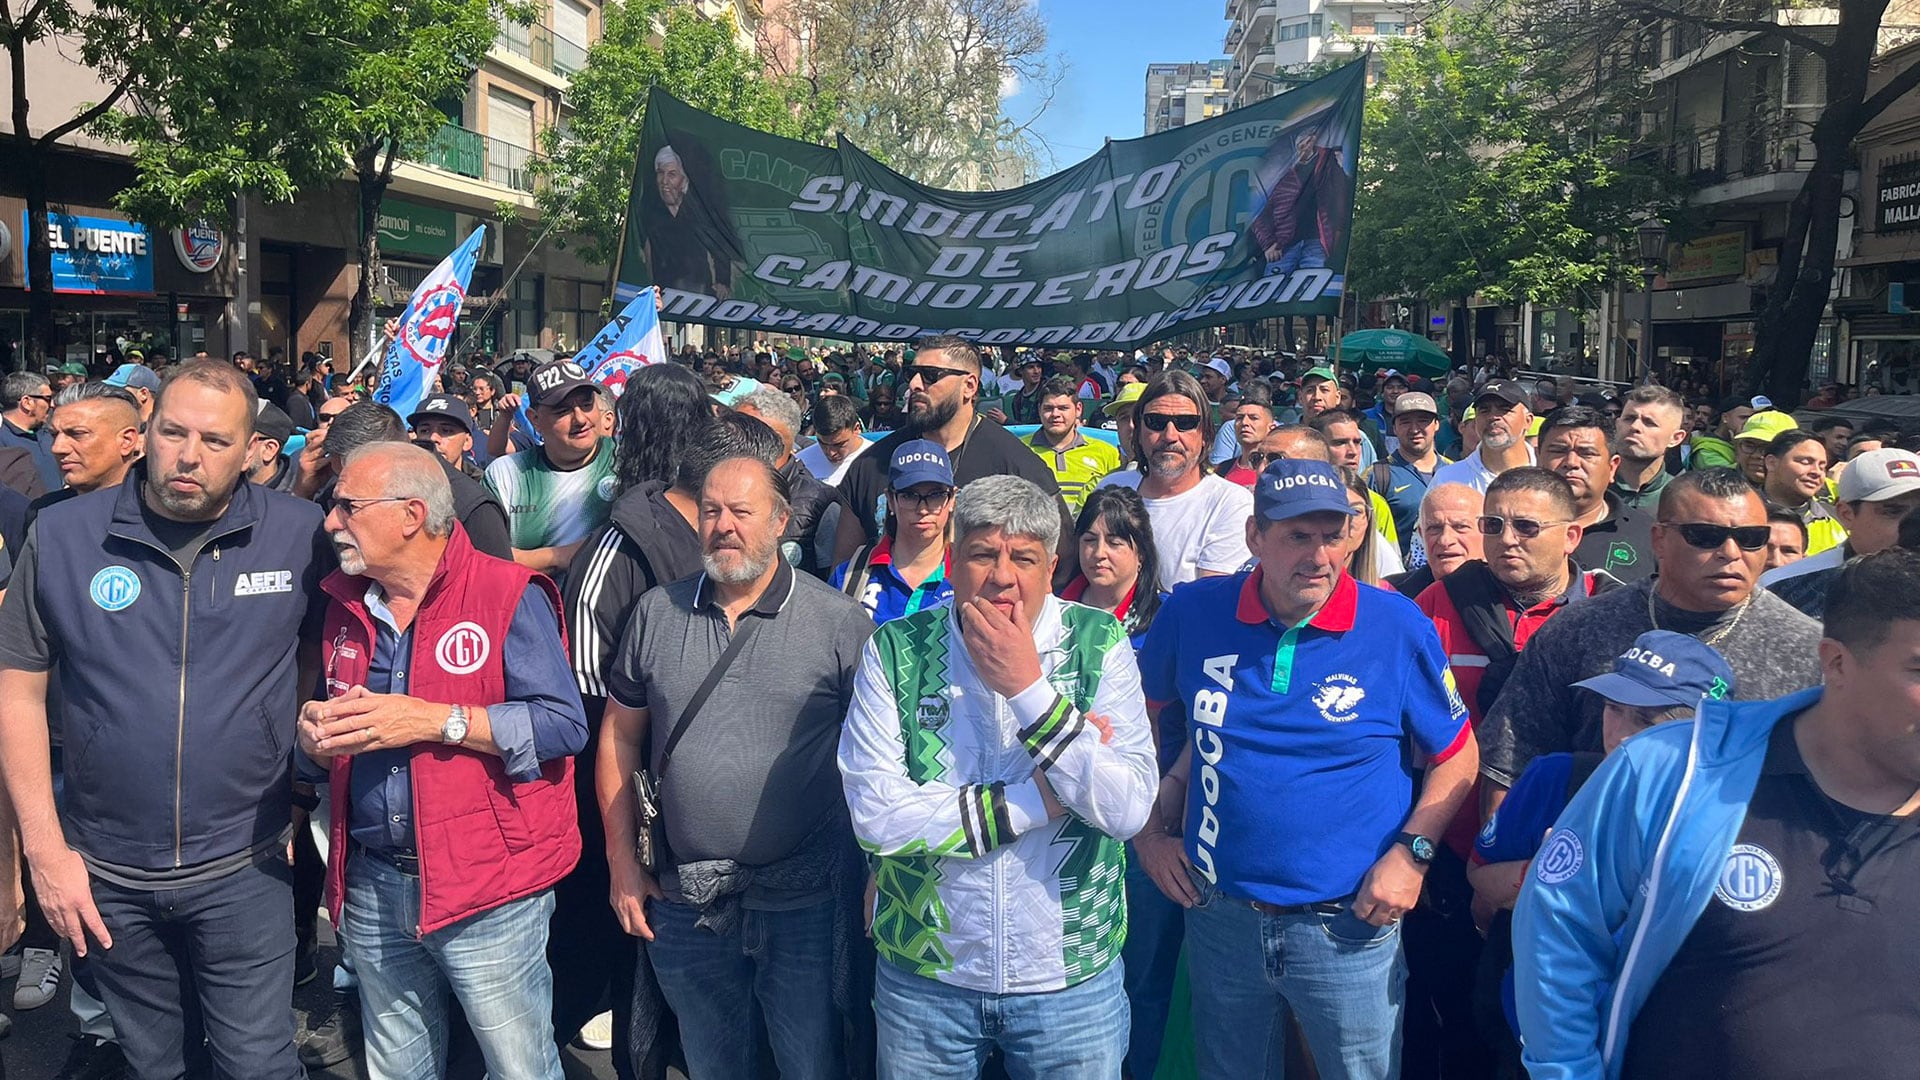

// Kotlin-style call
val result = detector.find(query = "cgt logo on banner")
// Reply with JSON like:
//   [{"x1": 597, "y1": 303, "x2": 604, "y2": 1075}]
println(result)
[
  {"x1": 376, "y1": 225, "x2": 486, "y2": 422},
  {"x1": 575, "y1": 288, "x2": 667, "y2": 398}
]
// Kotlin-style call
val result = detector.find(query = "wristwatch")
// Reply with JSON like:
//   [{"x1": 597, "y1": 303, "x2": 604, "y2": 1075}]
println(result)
[
  {"x1": 1395, "y1": 832, "x2": 1436, "y2": 866},
  {"x1": 440, "y1": 705, "x2": 469, "y2": 746}
]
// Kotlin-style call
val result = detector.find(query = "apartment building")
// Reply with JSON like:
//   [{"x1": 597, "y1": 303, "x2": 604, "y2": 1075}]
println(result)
[
  {"x1": 1145, "y1": 60, "x2": 1233, "y2": 135},
  {"x1": 0, "y1": 3, "x2": 607, "y2": 366},
  {"x1": 1224, "y1": 0, "x2": 1416, "y2": 109}
]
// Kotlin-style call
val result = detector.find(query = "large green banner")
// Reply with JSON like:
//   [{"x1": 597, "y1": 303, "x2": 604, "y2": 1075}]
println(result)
[{"x1": 615, "y1": 59, "x2": 1365, "y2": 348}]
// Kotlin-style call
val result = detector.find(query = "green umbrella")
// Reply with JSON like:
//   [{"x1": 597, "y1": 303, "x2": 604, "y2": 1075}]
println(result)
[{"x1": 1336, "y1": 329, "x2": 1454, "y2": 376}]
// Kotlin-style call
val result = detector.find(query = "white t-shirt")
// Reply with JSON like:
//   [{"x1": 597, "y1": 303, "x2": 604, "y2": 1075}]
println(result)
[
  {"x1": 1431, "y1": 444, "x2": 1537, "y2": 494},
  {"x1": 1135, "y1": 473, "x2": 1255, "y2": 586},
  {"x1": 797, "y1": 437, "x2": 871, "y2": 486}
]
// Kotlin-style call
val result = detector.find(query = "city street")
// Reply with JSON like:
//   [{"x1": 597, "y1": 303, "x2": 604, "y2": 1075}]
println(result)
[{"x1": 0, "y1": 926, "x2": 624, "y2": 1080}]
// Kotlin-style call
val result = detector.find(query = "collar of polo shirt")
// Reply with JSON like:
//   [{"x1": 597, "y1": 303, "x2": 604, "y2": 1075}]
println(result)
[{"x1": 692, "y1": 556, "x2": 798, "y2": 616}]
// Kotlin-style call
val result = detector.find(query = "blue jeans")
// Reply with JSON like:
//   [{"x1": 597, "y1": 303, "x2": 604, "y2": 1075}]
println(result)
[
  {"x1": 88, "y1": 857, "x2": 301, "y2": 1079},
  {"x1": 1184, "y1": 883, "x2": 1405, "y2": 1080},
  {"x1": 644, "y1": 896, "x2": 840, "y2": 1080},
  {"x1": 1267, "y1": 237, "x2": 1328, "y2": 276},
  {"x1": 1121, "y1": 846, "x2": 1185, "y2": 1078},
  {"x1": 341, "y1": 852, "x2": 563, "y2": 1080},
  {"x1": 873, "y1": 957, "x2": 1127, "y2": 1080}
]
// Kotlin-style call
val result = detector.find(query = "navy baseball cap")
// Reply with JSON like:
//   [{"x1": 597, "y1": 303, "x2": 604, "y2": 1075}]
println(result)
[
  {"x1": 1253, "y1": 459, "x2": 1356, "y2": 523},
  {"x1": 1573, "y1": 630, "x2": 1736, "y2": 709},
  {"x1": 888, "y1": 439, "x2": 954, "y2": 490}
]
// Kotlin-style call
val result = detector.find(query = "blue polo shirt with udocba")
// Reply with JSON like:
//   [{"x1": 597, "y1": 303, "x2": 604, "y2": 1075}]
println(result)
[{"x1": 1140, "y1": 568, "x2": 1471, "y2": 906}]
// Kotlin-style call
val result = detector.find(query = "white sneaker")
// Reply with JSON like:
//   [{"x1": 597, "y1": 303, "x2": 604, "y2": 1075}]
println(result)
[
  {"x1": 13, "y1": 946, "x2": 63, "y2": 1010},
  {"x1": 573, "y1": 1009, "x2": 615, "y2": 1051}
]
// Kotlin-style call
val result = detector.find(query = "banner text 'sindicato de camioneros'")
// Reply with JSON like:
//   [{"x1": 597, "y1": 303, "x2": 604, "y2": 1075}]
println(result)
[{"x1": 615, "y1": 59, "x2": 1367, "y2": 347}]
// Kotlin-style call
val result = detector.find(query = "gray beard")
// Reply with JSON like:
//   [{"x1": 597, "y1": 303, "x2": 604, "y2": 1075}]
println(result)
[{"x1": 703, "y1": 547, "x2": 773, "y2": 585}]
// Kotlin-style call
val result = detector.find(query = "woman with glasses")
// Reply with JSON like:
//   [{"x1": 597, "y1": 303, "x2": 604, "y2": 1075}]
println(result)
[{"x1": 831, "y1": 439, "x2": 955, "y2": 624}]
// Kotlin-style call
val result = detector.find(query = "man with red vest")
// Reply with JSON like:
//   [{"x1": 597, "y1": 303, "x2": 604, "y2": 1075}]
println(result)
[
  {"x1": 1410, "y1": 466, "x2": 1617, "y2": 1076},
  {"x1": 300, "y1": 442, "x2": 588, "y2": 1079}
]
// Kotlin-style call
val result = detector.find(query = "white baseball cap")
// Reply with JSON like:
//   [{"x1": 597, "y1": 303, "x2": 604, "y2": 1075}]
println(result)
[
  {"x1": 1202, "y1": 357, "x2": 1232, "y2": 379},
  {"x1": 1837, "y1": 448, "x2": 1920, "y2": 502}
]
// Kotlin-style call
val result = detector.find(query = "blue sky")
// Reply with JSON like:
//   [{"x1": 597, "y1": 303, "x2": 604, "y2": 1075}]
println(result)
[{"x1": 1014, "y1": 0, "x2": 1231, "y2": 168}]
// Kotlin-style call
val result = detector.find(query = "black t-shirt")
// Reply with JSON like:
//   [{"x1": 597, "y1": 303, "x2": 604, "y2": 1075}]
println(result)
[
  {"x1": 837, "y1": 413, "x2": 1072, "y2": 549},
  {"x1": 1623, "y1": 720, "x2": 1920, "y2": 1079},
  {"x1": 1574, "y1": 493, "x2": 1656, "y2": 584}
]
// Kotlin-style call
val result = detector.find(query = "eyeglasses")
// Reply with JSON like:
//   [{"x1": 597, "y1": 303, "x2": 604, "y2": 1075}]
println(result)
[
  {"x1": 1663, "y1": 522, "x2": 1771, "y2": 552},
  {"x1": 1476, "y1": 515, "x2": 1571, "y2": 539},
  {"x1": 1246, "y1": 450, "x2": 1285, "y2": 468},
  {"x1": 783, "y1": 384, "x2": 804, "y2": 394},
  {"x1": 316, "y1": 411, "x2": 346, "y2": 425},
  {"x1": 26, "y1": 393, "x2": 53, "y2": 404},
  {"x1": 893, "y1": 487, "x2": 954, "y2": 510},
  {"x1": 329, "y1": 495, "x2": 409, "y2": 517},
  {"x1": 903, "y1": 365, "x2": 970, "y2": 386},
  {"x1": 1139, "y1": 412, "x2": 1203, "y2": 433}
]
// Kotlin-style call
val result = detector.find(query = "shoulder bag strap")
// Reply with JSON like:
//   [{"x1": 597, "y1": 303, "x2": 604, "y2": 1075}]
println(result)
[{"x1": 657, "y1": 616, "x2": 761, "y2": 778}]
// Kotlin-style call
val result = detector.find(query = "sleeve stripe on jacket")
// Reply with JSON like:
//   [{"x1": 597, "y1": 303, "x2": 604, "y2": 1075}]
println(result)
[
  {"x1": 1019, "y1": 694, "x2": 1085, "y2": 770},
  {"x1": 569, "y1": 527, "x2": 624, "y2": 700}
]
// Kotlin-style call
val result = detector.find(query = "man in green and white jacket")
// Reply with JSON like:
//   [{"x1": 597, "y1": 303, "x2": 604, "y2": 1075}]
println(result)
[{"x1": 839, "y1": 475, "x2": 1156, "y2": 1079}]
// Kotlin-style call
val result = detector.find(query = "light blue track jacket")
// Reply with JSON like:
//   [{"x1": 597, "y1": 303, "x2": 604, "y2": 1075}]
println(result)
[{"x1": 1512, "y1": 685, "x2": 1821, "y2": 1080}]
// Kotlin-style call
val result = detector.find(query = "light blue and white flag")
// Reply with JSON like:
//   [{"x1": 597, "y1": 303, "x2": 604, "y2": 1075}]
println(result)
[
  {"x1": 575, "y1": 287, "x2": 666, "y2": 397},
  {"x1": 374, "y1": 225, "x2": 485, "y2": 421}
]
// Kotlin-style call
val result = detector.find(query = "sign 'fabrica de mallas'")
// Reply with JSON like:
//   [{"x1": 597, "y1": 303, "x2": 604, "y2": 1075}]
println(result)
[{"x1": 615, "y1": 59, "x2": 1367, "y2": 348}]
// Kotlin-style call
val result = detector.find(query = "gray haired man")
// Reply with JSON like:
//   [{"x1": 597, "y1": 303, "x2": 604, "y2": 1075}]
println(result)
[{"x1": 840, "y1": 475, "x2": 1156, "y2": 1079}]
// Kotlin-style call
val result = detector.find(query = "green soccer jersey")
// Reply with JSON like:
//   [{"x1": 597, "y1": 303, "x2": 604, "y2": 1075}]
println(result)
[{"x1": 484, "y1": 436, "x2": 618, "y2": 555}]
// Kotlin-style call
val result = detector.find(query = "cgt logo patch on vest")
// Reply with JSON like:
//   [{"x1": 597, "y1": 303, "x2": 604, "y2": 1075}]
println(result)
[
  {"x1": 434, "y1": 621, "x2": 491, "y2": 675},
  {"x1": 233, "y1": 570, "x2": 294, "y2": 597},
  {"x1": 89, "y1": 566, "x2": 141, "y2": 612}
]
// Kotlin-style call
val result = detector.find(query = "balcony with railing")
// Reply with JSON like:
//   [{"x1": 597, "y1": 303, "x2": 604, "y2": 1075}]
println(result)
[
  {"x1": 411, "y1": 122, "x2": 541, "y2": 193},
  {"x1": 1644, "y1": 109, "x2": 1819, "y2": 204},
  {"x1": 497, "y1": 21, "x2": 589, "y2": 77}
]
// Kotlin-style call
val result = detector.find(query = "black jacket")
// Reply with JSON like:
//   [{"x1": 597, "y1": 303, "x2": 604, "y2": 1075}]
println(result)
[
  {"x1": 32, "y1": 470, "x2": 326, "y2": 868},
  {"x1": 563, "y1": 480, "x2": 703, "y2": 703}
]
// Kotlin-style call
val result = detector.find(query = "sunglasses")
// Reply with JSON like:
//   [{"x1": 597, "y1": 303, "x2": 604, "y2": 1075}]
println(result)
[
  {"x1": 1476, "y1": 515, "x2": 1571, "y2": 539},
  {"x1": 1246, "y1": 449, "x2": 1285, "y2": 468},
  {"x1": 1140, "y1": 412, "x2": 1203, "y2": 433},
  {"x1": 903, "y1": 365, "x2": 970, "y2": 385},
  {"x1": 1663, "y1": 522, "x2": 1771, "y2": 552}
]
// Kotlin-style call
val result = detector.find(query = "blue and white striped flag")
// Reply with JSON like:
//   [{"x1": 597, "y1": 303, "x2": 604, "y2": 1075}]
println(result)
[
  {"x1": 574, "y1": 288, "x2": 666, "y2": 398},
  {"x1": 374, "y1": 225, "x2": 485, "y2": 421}
]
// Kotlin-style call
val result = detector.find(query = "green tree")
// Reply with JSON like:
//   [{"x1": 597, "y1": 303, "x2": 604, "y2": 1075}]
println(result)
[
  {"x1": 532, "y1": 0, "x2": 834, "y2": 267},
  {"x1": 99, "y1": 0, "x2": 520, "y2": 367},
  {"x1": 1348, "y1": 6, "x2": 1672, "y2": 358},
  {"x1": 758, "y1": 0, "x2": 1063, "y2": 189},
  {"x1": 2, "y1": 0, "x2": 299, "y2": 365}
]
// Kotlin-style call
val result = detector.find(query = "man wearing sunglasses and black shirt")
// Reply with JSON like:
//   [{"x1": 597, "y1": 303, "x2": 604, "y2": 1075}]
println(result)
[
  {"x1": 837, "y1": 335, "x2": 1072, "y2": 563},
  {"x1": 1477, "y1": 468, "x2": 1822, "y2": 821}
]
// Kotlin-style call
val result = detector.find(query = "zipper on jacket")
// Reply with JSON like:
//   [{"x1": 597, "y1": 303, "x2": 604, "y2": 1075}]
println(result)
[
  {"x1": 110, "y1": 523, "x2": 250, "y2": 868},
  {"x1": 175, "y1": 563, "x2": 191, "y2": 867}
]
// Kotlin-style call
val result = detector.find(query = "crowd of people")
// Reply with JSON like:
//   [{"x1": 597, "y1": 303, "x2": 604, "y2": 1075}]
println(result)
[{"x1": 0, "y1": 331, "x2": 1914, "y2": 1080}]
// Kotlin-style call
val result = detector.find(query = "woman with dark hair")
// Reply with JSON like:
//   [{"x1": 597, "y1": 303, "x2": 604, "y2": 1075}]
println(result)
[
  {"x1": 1058, "y1": 483, "x2": 1178, "y2": 1079},
  {"x1": 613, "y1": 362, "x2": 714, "y2": 494},
  {"x1": 1058, "y1": 485, "x2": 1166, "y2": 644}
]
